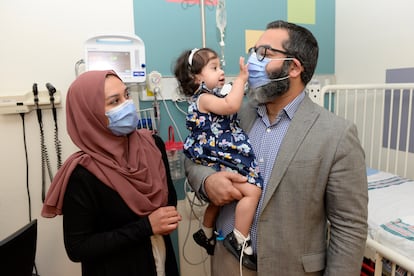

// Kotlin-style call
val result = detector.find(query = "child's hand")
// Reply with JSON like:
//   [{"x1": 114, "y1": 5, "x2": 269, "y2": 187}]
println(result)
[{"x1": 238, "y1": 56, "x2": 248, "y2": 83}]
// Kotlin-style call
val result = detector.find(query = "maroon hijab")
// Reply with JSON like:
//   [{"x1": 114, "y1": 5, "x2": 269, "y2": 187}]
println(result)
[{"x1": 41, "y1": 70, "x2": 168, "y2": 217}]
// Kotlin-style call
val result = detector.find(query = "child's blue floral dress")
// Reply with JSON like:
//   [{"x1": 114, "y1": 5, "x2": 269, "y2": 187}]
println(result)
[{"x1": 183, "y1": 85, "x2": 263, "y2": 188}]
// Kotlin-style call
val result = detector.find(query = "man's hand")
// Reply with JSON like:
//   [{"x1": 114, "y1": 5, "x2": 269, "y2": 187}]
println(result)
[{"x1": 204, "y1": 171, "x2": 247, "y2": 206}]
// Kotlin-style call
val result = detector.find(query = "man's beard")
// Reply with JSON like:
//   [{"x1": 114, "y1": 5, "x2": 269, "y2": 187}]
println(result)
[{"x1": 246, "y1": 62, "x2": 291, "y2": 105}]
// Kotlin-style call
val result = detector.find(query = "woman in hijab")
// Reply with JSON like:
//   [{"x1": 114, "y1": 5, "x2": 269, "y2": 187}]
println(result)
[{"x1": 42, "y1": 70, "x2": 181, "y2": 276}]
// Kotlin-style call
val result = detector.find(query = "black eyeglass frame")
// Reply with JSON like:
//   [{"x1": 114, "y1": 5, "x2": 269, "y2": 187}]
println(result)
[{"x1": 249, "y1": 45, "x2": 296, "y2": 62}]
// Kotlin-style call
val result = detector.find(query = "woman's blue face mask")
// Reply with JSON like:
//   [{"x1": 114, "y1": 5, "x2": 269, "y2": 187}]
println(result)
[
  {"x1": 247, "y1": 52, "x2": 293, "y2": 89},
  {"x1": 105, "y1": 99, "x2": 139, "y2": 136}
]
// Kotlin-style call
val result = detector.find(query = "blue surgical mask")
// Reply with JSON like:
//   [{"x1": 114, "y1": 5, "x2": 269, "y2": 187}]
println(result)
[
  {"x1": 105, "y1": 99, "x2": 139, "y2": 136},
  {"x1": 247, "y1": 52, "x2": 292, "y2": 89}
]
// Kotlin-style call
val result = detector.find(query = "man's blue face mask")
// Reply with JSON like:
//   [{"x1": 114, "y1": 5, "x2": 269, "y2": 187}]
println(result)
[
  {"x1": 105, "y1": 99, "x2": 139, "y2": 136},
  {"x1": 247, "y1": 52, "x2": 294, "y2": 89}
]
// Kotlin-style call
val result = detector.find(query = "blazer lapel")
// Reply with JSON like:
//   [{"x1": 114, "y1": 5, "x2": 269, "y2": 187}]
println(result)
[{"x1": 260, "y1": 97, "x2": 320, "y2": 212}]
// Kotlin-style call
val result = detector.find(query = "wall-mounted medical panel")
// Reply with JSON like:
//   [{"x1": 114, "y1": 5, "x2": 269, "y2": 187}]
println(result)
[{"x1": 0, "y1": 90, "x2": 61, "y2": 115}]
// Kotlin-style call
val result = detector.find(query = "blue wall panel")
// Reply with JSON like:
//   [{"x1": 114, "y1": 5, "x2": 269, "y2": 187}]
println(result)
[{"x1": 133, "y1": 0, "x2": 335, "y2": 76}]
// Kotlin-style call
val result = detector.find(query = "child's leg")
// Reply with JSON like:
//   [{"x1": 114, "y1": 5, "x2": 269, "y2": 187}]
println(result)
[
  {"x1": 203, "y1": 203, "x2": 220, "y2": 228},
  {"x1": 201, "y1": 203, "x2": 220, "y2": 238},
  {"x1": 223, "y1": 183, "x2": 261, "y2": 270},
  {"x1": 193, "y1": 203, "x2": 220, "y2": 255},
  {"x1": 233, "y1": 184, "x2": 261, "y2": 237}
]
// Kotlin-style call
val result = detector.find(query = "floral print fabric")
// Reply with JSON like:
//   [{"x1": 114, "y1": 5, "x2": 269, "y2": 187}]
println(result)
[{"x1": 183, "y1": 88, "x2": 263, "y2": 187}]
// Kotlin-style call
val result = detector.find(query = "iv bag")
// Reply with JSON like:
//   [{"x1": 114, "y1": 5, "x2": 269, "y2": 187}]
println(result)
[
  {"x1": 216, "y1": 0, "x2": 226, "y2": 35},
  {"x1": 216, "y1": 0, "x2": 226, "y2": 67}
]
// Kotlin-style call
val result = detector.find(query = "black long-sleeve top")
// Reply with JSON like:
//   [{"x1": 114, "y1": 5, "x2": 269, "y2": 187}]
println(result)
[{"x1": 62, "y1": 135, "x2": 179, "y2": 276}]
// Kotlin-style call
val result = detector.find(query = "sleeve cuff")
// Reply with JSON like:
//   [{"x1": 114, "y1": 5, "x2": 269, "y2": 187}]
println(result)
[{"x1": 198, "y1": 176, "x2": 210, "y2": 202}]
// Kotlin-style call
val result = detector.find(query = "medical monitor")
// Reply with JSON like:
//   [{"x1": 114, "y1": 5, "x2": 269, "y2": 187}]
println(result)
[
  {"x1": 0, "y1": 219, "x2": 37, "y2": 276},
  {"x1": 85, "y1": 34, "x2": 146, "y2": 83}
]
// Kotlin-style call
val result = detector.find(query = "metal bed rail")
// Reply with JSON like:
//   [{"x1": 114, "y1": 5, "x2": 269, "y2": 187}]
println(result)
[
  {"x1": 319, "y1": 83, "x2": 414, "y2": 276},
  {"x1": 320, "y1": 83, "x2": 414, "y2": 179}
]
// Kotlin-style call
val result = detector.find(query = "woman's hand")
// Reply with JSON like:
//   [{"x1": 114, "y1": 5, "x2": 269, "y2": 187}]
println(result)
[{"x1": 149, "y1": 206, "x2": 182, "y2": 235}]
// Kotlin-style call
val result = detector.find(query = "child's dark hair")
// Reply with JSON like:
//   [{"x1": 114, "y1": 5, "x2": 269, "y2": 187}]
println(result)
[{"x1": 173, "y1": 48, "x2": 218, "y2": 97}]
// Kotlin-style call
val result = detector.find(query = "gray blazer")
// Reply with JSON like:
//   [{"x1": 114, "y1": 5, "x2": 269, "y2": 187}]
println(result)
[{"x1": 186, "y1": 95, "x2": 368, "y2": 276}]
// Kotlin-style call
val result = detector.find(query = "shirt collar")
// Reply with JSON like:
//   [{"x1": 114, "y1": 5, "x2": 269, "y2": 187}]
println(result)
[{"x1": 256, "y1": 91, "x2": 305, "y2": 120}]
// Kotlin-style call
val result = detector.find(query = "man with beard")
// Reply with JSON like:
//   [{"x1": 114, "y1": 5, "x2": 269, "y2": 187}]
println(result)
[{"x1": 185, "y1": 20, "x2": 368, "y2": 276}]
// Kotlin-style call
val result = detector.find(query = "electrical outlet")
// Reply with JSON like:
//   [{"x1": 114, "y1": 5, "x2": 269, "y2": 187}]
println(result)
[
  {"x1": 307, "y1": 74, "x2": 336, "y2": 107},
  {"x1": 307, "y1": 84, "x2": 321, "y2": 105},
  {"x1": 306, "y1": 79, "x2": 322, "y2": 106}
]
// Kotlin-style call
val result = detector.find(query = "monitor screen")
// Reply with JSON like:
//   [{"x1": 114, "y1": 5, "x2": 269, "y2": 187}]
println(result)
[{"x1": 87, "y1": 51, "x2": 131, "y2": 73}]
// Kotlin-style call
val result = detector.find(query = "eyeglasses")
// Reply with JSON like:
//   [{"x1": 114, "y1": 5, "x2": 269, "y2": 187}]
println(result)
[{"x1": 249, "y1": 45, "x2": 294, "y2": 62}]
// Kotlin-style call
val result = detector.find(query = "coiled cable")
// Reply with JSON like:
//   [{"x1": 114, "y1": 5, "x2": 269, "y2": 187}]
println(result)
[
  {"x1": 33, "y1": 83, "x2": 53, "y2": 202},
  {"x1": 46, "y1": 83, "x2": 62, "y2": 169}
]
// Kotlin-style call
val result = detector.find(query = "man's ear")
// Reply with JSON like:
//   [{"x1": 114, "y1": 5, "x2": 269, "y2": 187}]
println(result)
[{"x1": 289, "y1": 58, "x2": 303, "y2": 78}]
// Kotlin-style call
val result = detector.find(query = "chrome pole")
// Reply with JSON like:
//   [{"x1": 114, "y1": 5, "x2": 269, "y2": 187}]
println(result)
[{"x1": 200, "y1": 0, "x2": 206, "y2": 47}]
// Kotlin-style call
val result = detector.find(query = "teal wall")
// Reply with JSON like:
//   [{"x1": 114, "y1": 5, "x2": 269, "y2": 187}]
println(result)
[
  {"x1": 133, "y1": 0, "x2": 335, "y2": 76},
  {"x1": 138, "y1": 99, "x2": 188, "y2": 199}
]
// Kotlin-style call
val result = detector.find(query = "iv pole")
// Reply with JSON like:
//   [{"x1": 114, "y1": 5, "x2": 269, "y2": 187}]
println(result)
[
  {"x1": 200, "y1": 0, "x2": 206, "y2": 47},
  {"x1": 199, "y1": 0, "x2": 226, "y2": 65}
]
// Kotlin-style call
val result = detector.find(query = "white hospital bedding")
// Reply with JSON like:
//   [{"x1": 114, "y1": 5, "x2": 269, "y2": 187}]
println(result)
[{"x1": 367, "y1": 169, "x2": 414, "y2": 260}]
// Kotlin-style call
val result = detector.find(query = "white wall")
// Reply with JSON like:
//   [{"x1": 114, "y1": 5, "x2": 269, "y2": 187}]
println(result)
[
  {"x1": 0, "y1": 1, "x2": 135, "y2": 276},
  {"x1": 335, "y1": 0, "x2": 414, "y2": 84},
  {"x1": 1, "y1": 1, "x2": 414, "y2": 276}
]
